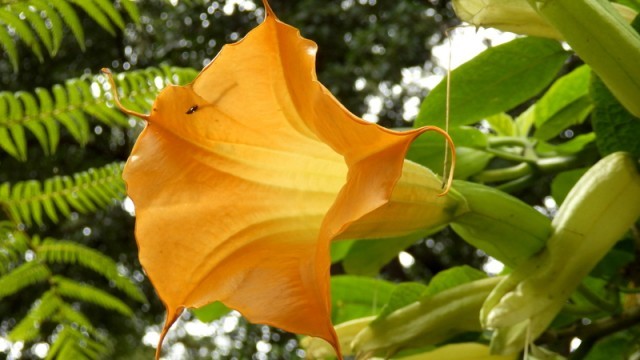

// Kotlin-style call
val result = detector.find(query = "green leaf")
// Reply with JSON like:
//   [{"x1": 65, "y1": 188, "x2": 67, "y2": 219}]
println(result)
[
  {"x1": 0, "y1": 261, "x2": 51, "y2": 300},
  {"x1": 69, "y1": 0, "x2": 116, "y2": 35},
  {"x1": 0, "y1": 9, "x2": 44, "y2": 62},
  {"x1": 13, "y1": 3, "x2": 54, "y2": 55},
  {"x1": 0, "y1": 25, "x2": 18, "y2": 71},
  {"x1": 330, "y1": 276, "x2": 395, "y2": 324},
  {"x1": 49, "y1": 0, "x2": 85, "y2": 50},
  {"x1": 375, "y1": 266, "x2": 486, "y2": 322},
  {"x1": 536, "y1": 133, "x2": 596, "y2": 156},
  {"x1": 421, "y1": 265, "x2": 487, "y2": 297},
  {"x1": 551, "y1": 168, "x2": 588, "y2": 205},
  {"x1": 584, "y1": 329, "x2": 638, "y2": 360},
  {"x1": 374, "y1": 282, "x2": 428, "y2": 321},
  {"x1": 192, "y1": 302, "x2": 232, "y2": 323},
  {"x1": 453, "y1": 148, "x2": 494, "y2": 180},
  {"x1": 52, "y1": 275, "x2": 133, "y2": 316},
  {"x1": 330, "y1": 240, "x2": 354, "y2": 263},
  {"x1": 533, "y1": 96, "x2": 593, "y2": 141},
  {"x1": 514, "y1": 105, "x2": 536, "y2": 137},
  {"x1": 120, "y1": 0, "x2": 141, "y2": 24},
  {"x1": 342, "y1": 231, "x2": 426, "y2": 276},
  {"x1": 590, "y1": 74, "x2": 640, "y2": 158},
  {"x1": 38, "y1": 239, "x2": 146, "y2": 303},
  {"x1": 590, "y1": 238, "x2": 635, "y2": 280},
  {"x1": 485, "y1": 113, "x2": 515, "y2": 136},
  {"x1": 533, "y1": 65, "x2": 592, "y2": 137},
  {"x1": 415, "y1": 37, "x2": 568, "y2": 128},
  {"x1": 9, "y1": 291, "x2": 62, "y2": 342}
]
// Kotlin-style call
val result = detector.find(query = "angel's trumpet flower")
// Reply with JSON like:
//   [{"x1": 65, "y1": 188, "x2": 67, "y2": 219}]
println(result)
[{"x1": 104, "y1": 1, "x2": 466, "y2": 358}]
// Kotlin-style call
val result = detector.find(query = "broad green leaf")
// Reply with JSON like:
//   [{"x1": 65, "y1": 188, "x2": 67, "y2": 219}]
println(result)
[
  {"x1": 192, "y1": 302, "x2": 231, "y2": 323},
  {"x1": 591, "y1": 75, "x2": 640, "y2": 158},
  {"x1": 485, "y1": 113, "x2": 515, "y2": 136},
  {"x1": 342, "y1": 232, "x2": 425, "y2": 276},
  {"x1": 551, "y1": 168, "x2": 588, "y2": 205},
  {"x1": 536, "y1": 133, "x2": 596, "y2": 156},
  {"x1": 584, "y1": 330, "x2": 638, "y2": 360},
  {"x1": 374, "y1": 282, "x2": 428, "y2": 322},
  {"x1": 421, "y1": 265, "x2": 487, "y2": 297},
  {"x1": 534, "y1": 65, "x2": 591, "y2": 140},
  {"x1": 454, "y1": 148, "x2": 494, "y2": 179},
  {"x1": 416, "y1": 37, "x2": 568, "y2": 128},
  {"x1": 590, "y1": 238, "x2": 635, "y2": 279},
  {"x1": 375, "y1": 265, "x2": 486, "y2": 322},
  {"x1": 533, "y1": 96, "x2": 593, "y2": 141},
  {"x1": 331, "y1": 276, "x2": 395, "y2": 324},
  {"x1": 514, "y1": 105, "x2": 536, "y2": 137},
  {"x1": 330, "y1": 240, "x2": 354, "y2": 263}
]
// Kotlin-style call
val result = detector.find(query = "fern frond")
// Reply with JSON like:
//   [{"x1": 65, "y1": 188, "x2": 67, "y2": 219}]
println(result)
[
  {"x1": 0, "y1": 66, "x2": 197, "y2": 159},
  {"x1": 0, "y1": 0, "x2": 140, "y2": 71},
  {"x1": 54, "y1": 301, "x2": 96, "y2": 333},
  {"x1": 9, "y1": 290, "x2": 62, "y2": 342},
  {"x1": 37, "y1": 239, "x2": 147, "y2": 303},
  {"x1": 0, "y1": 260, "x2": 51, "y2": 300},
  {"x1": 0, "y1": 222, "x2": 29, "y2": 274},
  {"x1": 46, "y1": 326, "x2": 109, "y2": 360},
  {"x1": 0, "y1": 162, "x2": 126, "y2": 226},
  {"x1": 0, "y1": 7, "x2": 44, "y2": 63},
  {"x1": 52, "y1": 275, "x2": 134, "y2": 316}
]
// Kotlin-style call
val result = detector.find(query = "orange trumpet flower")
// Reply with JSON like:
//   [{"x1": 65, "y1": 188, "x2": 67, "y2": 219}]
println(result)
[{"x1": 104, "y1": 1, "x2": 464, "y2": 358}]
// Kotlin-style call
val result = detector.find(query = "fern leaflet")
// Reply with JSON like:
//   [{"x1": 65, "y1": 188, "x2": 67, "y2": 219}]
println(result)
[
  {"x1": 52, "y1": 275, "x2": 134, "y2": 316},
  {"x1": 9, "y1": 290, "x2": 63, "y2": 342},
  {"x1": 37, "y1": 238, "x2": 147, "y2": 303},
  {"x1": 0, "y1": 0, "x2": 140, "y2": 71},
  {"x1": 0, "y1": 162, "x2": 126, "y2": 226},
  {"x1": 46, "y1": 326, "x2": 109, "y2": 360},
  {"x1": 0, "y1": 66, "x2": 198, "y2": 159},
  {"x1": 0, "y1": 222, "x2": 29, "y2": 275},
  {"x1": 0, "y1": 260, "x2": 50, "y2": 300}
]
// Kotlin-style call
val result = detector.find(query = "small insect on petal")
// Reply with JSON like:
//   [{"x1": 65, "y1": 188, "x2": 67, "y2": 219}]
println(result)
[{"x1": 186, "y1": 105, "x2": 198, "y2": 114}]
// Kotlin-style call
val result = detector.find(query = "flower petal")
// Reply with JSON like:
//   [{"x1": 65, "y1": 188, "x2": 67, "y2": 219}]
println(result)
[{"x1": 118, "y1": 2, "x2": 459, "y2": 359}]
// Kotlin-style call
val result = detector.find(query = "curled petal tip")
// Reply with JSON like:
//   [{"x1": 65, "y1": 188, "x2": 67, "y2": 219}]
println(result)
[
  {"x1": 419, "y1": 126, "x2": 456, "y2": 196},
  {"x1": 102, "y1": 67, "x2": 150, "y2": 121}
]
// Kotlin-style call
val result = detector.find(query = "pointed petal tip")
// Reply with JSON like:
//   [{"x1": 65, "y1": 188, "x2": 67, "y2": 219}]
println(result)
[
  {"x1": 155, "y1": 307, "x2": 184, "y2": 360},
  {"x1": 262, "y1": 0, "x2": 276, "y2": 19}
]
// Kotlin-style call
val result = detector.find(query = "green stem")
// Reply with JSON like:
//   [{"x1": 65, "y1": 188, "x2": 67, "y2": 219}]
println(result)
[
  {"x1": 488, "y1": 136, "x2": 532, "y2": 148},
  {"x1": 495, "y1": 174, "x2": 535, "y2": 193},
  {"x1": 536, "y1": 155, "x2": 580, "y2": 174},
  {"x1": 485, "y1": 148, "x2": 534, "y2": 163},
  {"x1": 576, "y1": 283, "x2": 619, "y2": 313},
  {"x1": 472, "y1": 162, "x2": 532, "y2": 183}
]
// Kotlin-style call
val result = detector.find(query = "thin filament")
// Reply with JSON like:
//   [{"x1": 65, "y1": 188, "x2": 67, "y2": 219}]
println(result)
[{"x1": 442, "y1": 29, "x2": 453, "y2": 190}]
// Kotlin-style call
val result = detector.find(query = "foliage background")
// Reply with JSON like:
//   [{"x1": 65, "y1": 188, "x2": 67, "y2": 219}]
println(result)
[
  {"x1": 4, "y1": 0, "x2": 639, "y2": 358},
  {"x1": 0, "y1": 0, "x2": 471, "y2": 358}
]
